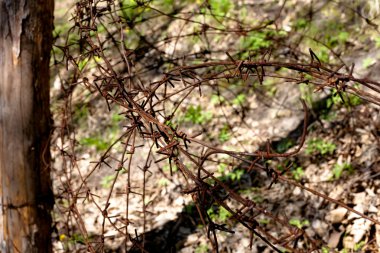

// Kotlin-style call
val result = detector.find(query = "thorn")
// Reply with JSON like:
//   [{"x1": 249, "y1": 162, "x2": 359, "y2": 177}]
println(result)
[{"x1": 309, "y1": 48, "x2": 321, "y2": 71}]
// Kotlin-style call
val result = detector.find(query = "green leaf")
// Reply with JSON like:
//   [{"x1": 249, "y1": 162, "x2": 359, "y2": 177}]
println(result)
[
  {"x1": 218, "y1": 124, "x2": 231, "y2": 142},
  {"x1": 289, "y1": 218, "x2": 309, "y2": 229},
  {"x1": 78, "y1": 58, "x2": 89, "y2": 71},
  {"x1": 306, "y1": 138, "x2": 336, "y2": 156},
  {"x1": 354, "y1": 241, "x2": 366, "y2": 251},
  {"x1": 229, "y1": 169, "x2": 244, "y2": 181},
  {"x1": 211, "y1": 94, "x2": 225, "y2": 104},
  {"x1": 292, "y1": 167, "x2": 304, "y2": 181},
  {"x1": 232, "y1": 94, "x2": 246, "y2": 105},
  {"x1": 331, "y1": 163, "x2": 353, "y2": 180},
  {"x1": 209, "y1": 0, "x2": 233, "y2": 16},
  {"x1": 218, "y1": 206, "x2": 232, "y2": 222},
  {"x1": 217, "y1": 163, "x2": 227, "y2": 174},
  {"x1": 294, "y1": 18, "x2": 308, "y2": 29}
]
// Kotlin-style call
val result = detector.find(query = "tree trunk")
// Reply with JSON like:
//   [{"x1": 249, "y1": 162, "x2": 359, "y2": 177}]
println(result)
[{"x1": 0, "y1": 1, "x2": 54, "y2": 252}]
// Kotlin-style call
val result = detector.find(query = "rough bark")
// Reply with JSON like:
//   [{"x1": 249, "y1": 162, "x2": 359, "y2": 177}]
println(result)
[{"x1": 0, "y1": 0, "x2": 54, "y2": 252}]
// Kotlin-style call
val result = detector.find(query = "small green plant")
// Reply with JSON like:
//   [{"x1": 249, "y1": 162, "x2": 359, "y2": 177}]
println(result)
[
  {"x1": 208, "y1": 0, "x2": 234, "y2": 17},
  {"x1": 78, "y1": 108, "x2": 122, "y2": 152},
  {"x1": 291, "y1": 167, "x2": 304, "y2": 181},
  {"x1": 331, "y1": 163, "x2": 353, "y2": 180},
  {"x1": 354, "y1": 240, "x2": 366, "y2": 251},
  {"x1": 305, "y1": 138, "x2": 336, "y2": 156},
  {"x1": 252, "y1": 194, "x2": 264, "y2": 203},
  {"x1": 240, "y1": 31, "x2": 271, "y2": 54},
  {"x1": 80, "y1": 136, "x2": 110, "y2": 151},
  {"x1": 348, "y1": 94, "x2": 362, "y2": 106},
  {"x1": 69, "y1": 233, "x2": 86, "y2": 244},
  {"x1": 60, "y1": 232, "x2": 87, "y2": 251},
  {"x1": 227, "y1": 169, "x2": 244, "y2": 181},
  {"x1": 207, "y1": 206, "x2": 232, "y2": 223},
  {"x1": 258, "y1": 218, "x2": 270, "y2": 225},
  {"x1": 183, "y1": 105, "x2": 212, "y2": 124},
  {"x1": 326, "y1": 91, "x2": 343, "y2": 108},
  {"x1": 294, "y1": 18, "x2": 308, "y2": 29},
  {"x1": 321, "y1": 110, "x2": 337, "y2": 121},
  {"x1": 101, "y1": 174, "x2": 116, "y2": 188},
  {"x1": 238, "y1": 187, "x2": 264, "y2": 203},
  {"x1": 326, "y1": 31, "x2": 349, "y2": 48},
  {"x1": 321, "y1": 246, "x2": 330, "y2": 253},
  {"x1": 218, "y1": 124, "x2": 231, "y2": 142},
  {"x1": 111, "y1": 113, "x2": 124, "y2": 123},
  {"x1": 158, "y1": 178, "x2": 169, "y2": 187},
  {"x1": 362, "y1": 57, "x2": 376, "y2": 69},
  {"x1": 195, "y1": 244, "x2": 209, "y2": 253},
  {"x1": 78, "y1": 58, "x2": 89, "y2": 71},
  {"x1": 299, "y1": 82, "x2": 315, "y2": 107},
  {"x1": 275, "y1": 138, "x2": 295, "y2": 153},
  {"x1": 164, "y1": 119, "x2": 175, "y2": 128},
  {"x1": 289, "y1": 218, "x2": 309, "y2": 229},
  {"x1": 232, "y1": 93, "x2": 246, "y2": 106},
  {"x1": 327, "y1": 88, "x2": 362, "y2": 108},
  {"x1": 375, "y1": 37, "x2": 380, "y2": 48},
  {"x1": 184, "y1": 203, "x2": 196, "y2": 215},
  {"x1": 218, "y1": 206, "x2": 232, "y2": 222},
  {"x1": 163, "y1": 163, "x2": 178, "y2": 173},
  {"x1": 217, "y1": 163, "x2": 227, "y2": 173},
  {"x1": 262, "y1": 78, "x2": 277, "y2": 97},
  {"x1": 210, "y1": 94, "x2": 226, "y2": 104},
  {"x1": 73, "y1": 104, "x2": 89, "y2": 126}
]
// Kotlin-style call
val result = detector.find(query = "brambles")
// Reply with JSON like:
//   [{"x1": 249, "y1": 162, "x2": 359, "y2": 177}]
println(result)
[{"x1": 52, "y1": 0, "x2": 380, "y2": 252}]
